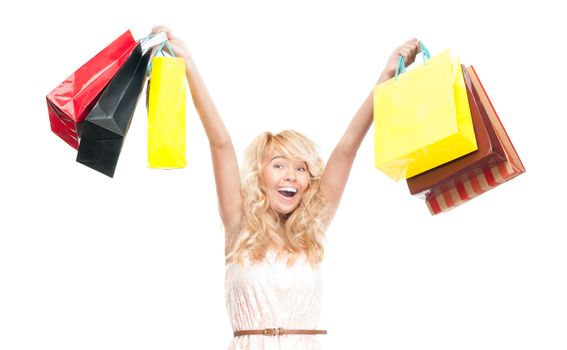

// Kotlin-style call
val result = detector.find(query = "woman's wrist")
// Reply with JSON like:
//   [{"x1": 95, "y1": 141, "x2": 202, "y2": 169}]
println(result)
[
  {"x1": 184, "y1": 54, "x2": 196, "y2": 72},
  {"x1": 375, "y1": 70, "x2": 393, "y2": 86}
]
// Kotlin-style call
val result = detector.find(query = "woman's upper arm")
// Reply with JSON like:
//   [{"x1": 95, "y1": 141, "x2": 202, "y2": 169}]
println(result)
[
  {"x1": 320, "y1": 91, "x2": 374, "y2": 221},
  {"x1": 210, "y1": 141, "x2": 243, "y2": 231},
  {"x1": 319, "y1": 146, "x2": 356, "y2": 219}
]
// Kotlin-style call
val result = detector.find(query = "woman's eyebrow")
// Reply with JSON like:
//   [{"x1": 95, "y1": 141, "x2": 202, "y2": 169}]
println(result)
[{"x1": 270, "y1": 156, "x2": 285, "y2": 161}]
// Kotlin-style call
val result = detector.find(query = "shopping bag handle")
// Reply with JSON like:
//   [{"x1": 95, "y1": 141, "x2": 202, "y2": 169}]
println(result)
[
  {"x1": 418, "y1": 41, "x2": 430, "y2": 63},
  {"x1": 145, "y1": 40, "x2": 176, "y2": 76},
  {"x1": 394, "y1": 55, "x2": 407, "y2": 80},
  {"x1": 394, "y1": 41, "x2": 431, "y2": 80},
  {"x1": 155, "y1": 41, "x2": 175, "y2": 57},
  {"x1": 139, "y1": 32, "x2": 168, "y2": 53}
]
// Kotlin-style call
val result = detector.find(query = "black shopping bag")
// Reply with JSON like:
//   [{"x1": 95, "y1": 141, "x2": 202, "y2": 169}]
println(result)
[{"x1": 76, "y1": 43, "x2": 151, "y2": 177}]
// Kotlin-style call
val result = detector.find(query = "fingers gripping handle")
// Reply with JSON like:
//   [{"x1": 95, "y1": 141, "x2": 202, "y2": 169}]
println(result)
[{"x1": 394, "y1": 41, "x2": 431, "y2": 81}]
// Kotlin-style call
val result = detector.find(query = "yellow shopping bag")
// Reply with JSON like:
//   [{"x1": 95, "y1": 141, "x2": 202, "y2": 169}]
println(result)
[
  {"x1": 373, "y1": 49, "x2": 477, "y2": 181},
  {"x1": 147, "y1": 53, "x2": 187, "y2": 169}
]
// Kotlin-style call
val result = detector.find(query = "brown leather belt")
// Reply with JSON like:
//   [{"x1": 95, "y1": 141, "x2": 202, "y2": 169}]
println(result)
[{"x1": 234, "y1": 327, "x2": 327, "y2": 337}]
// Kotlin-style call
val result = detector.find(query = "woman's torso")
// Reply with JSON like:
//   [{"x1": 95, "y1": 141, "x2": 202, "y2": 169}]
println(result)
[{"x1": 225, "y1": 249, "x2": 323, "y2": 350}]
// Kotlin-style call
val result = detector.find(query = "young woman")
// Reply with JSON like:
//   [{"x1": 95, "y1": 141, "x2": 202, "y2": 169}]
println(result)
[{"x1": 150, "y1": 25, "x2": 420, "y2": 350}]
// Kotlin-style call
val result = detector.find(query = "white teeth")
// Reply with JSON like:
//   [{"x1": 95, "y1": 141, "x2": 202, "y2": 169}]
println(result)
[{"x1": 278, "y1": 186, "x2": 297, "y2": 193}]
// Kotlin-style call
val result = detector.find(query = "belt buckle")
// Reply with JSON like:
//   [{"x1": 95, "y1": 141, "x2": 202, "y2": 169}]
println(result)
[{"x1": 263, "y1": 327, "x2": 283, "y2": 336}]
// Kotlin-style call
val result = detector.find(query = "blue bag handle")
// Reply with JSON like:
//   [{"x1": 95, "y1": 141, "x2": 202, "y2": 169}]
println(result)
[
  {"x1": 419, "y1": 41, "x2": 430, "y2": 63},
  {"x1": 155, "y1": 41, "x2": 175, "y2": 57},
  {"x1": 394, "y1": 55, "x2": 407, "y2": 80},
  {"x1": 394, "y1": 41, "x2": 431, "y2": 81},
  {"x1": 146, "y1": 41, "x2": 175, "y2": 76}
]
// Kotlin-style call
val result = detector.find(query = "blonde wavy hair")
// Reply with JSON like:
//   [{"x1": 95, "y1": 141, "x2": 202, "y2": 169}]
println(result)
[{"x1": 225, "y1": 130, "x2": 330, "y2": 269}]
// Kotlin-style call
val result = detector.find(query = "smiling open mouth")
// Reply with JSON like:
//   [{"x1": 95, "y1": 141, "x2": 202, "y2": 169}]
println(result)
[{"x1": 278, "y1": 187, "x2": 298, "y2": 198}]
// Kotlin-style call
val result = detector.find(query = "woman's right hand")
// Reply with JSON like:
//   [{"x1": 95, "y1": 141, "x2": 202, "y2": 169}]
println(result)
[{"x1": 151, "y1": 25, "x2": 193, "y2": 63}]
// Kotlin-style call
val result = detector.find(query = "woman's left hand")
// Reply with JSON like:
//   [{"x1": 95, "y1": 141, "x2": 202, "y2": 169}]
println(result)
[{"x1": 380, "y1": 38, "x2": 421, "y2": 80}]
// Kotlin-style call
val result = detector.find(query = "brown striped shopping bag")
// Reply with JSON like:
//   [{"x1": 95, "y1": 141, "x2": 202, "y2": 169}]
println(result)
[
  {"x1": 425, "y1": 66, "x2": 525, "y2": 215},
  {"x1": 407, "y1": 65, "x2": 507, "y2": 197}
]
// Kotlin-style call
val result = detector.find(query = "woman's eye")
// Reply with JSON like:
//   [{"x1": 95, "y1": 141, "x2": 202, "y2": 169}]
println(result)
[
  {"x1": 297, "y1": 167, "x2": 306, "y2": 172},
  {"x1": 273, "y1": 164, "x2": 283, "y2": 169}
]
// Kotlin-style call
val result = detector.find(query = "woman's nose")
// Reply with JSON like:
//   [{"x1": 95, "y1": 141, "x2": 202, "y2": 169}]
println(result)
[{"x1": 285, "y1": 171, "x2": 295, "y2": 182}]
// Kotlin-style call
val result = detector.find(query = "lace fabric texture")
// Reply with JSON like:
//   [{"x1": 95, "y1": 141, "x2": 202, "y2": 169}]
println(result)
[{"x1": 225, "y1": 249, "x2": 323, "y2": 350}]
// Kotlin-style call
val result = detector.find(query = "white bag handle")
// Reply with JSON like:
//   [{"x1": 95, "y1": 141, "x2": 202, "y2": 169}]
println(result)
[{"x1": 139, "y1": 32, "x2": 168, "y2": 54}]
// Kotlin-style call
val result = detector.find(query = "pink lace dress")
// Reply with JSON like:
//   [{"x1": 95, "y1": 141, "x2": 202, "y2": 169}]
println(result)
[{"x1": 225, "y1": 249, "x2": 324, "y2": 350}]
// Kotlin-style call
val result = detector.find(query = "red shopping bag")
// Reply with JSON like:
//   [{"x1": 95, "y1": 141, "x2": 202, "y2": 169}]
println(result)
[
  {"x1": 426, "y1": 66, "x2": 525, "y2": 215},
  {"x1": 46, "y1": 30, "x2": 137, "y2": 149}
]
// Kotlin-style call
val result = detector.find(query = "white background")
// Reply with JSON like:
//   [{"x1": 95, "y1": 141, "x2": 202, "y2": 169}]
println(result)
[{"x1": 1, "y1": 1, "x2": 566, "y2": 349}]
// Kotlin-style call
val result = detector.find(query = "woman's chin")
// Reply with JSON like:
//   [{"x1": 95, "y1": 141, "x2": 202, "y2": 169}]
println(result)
[{"x1": 274, "y1": 203, "x2": 298, "y2": 216}]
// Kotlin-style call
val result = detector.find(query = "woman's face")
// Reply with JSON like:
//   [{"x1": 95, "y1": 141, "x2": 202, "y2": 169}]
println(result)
[{"x1": 262, "y1": 153, "x2": 310, "y2": 216}]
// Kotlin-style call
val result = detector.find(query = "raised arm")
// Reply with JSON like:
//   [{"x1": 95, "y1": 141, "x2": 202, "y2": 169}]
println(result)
[
  {"x1": 152, "y1": 26, "x2": 242, "y2": 237},
  {"x1": 320, "y1": 38, "x2": 421, "y2": 219}
]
